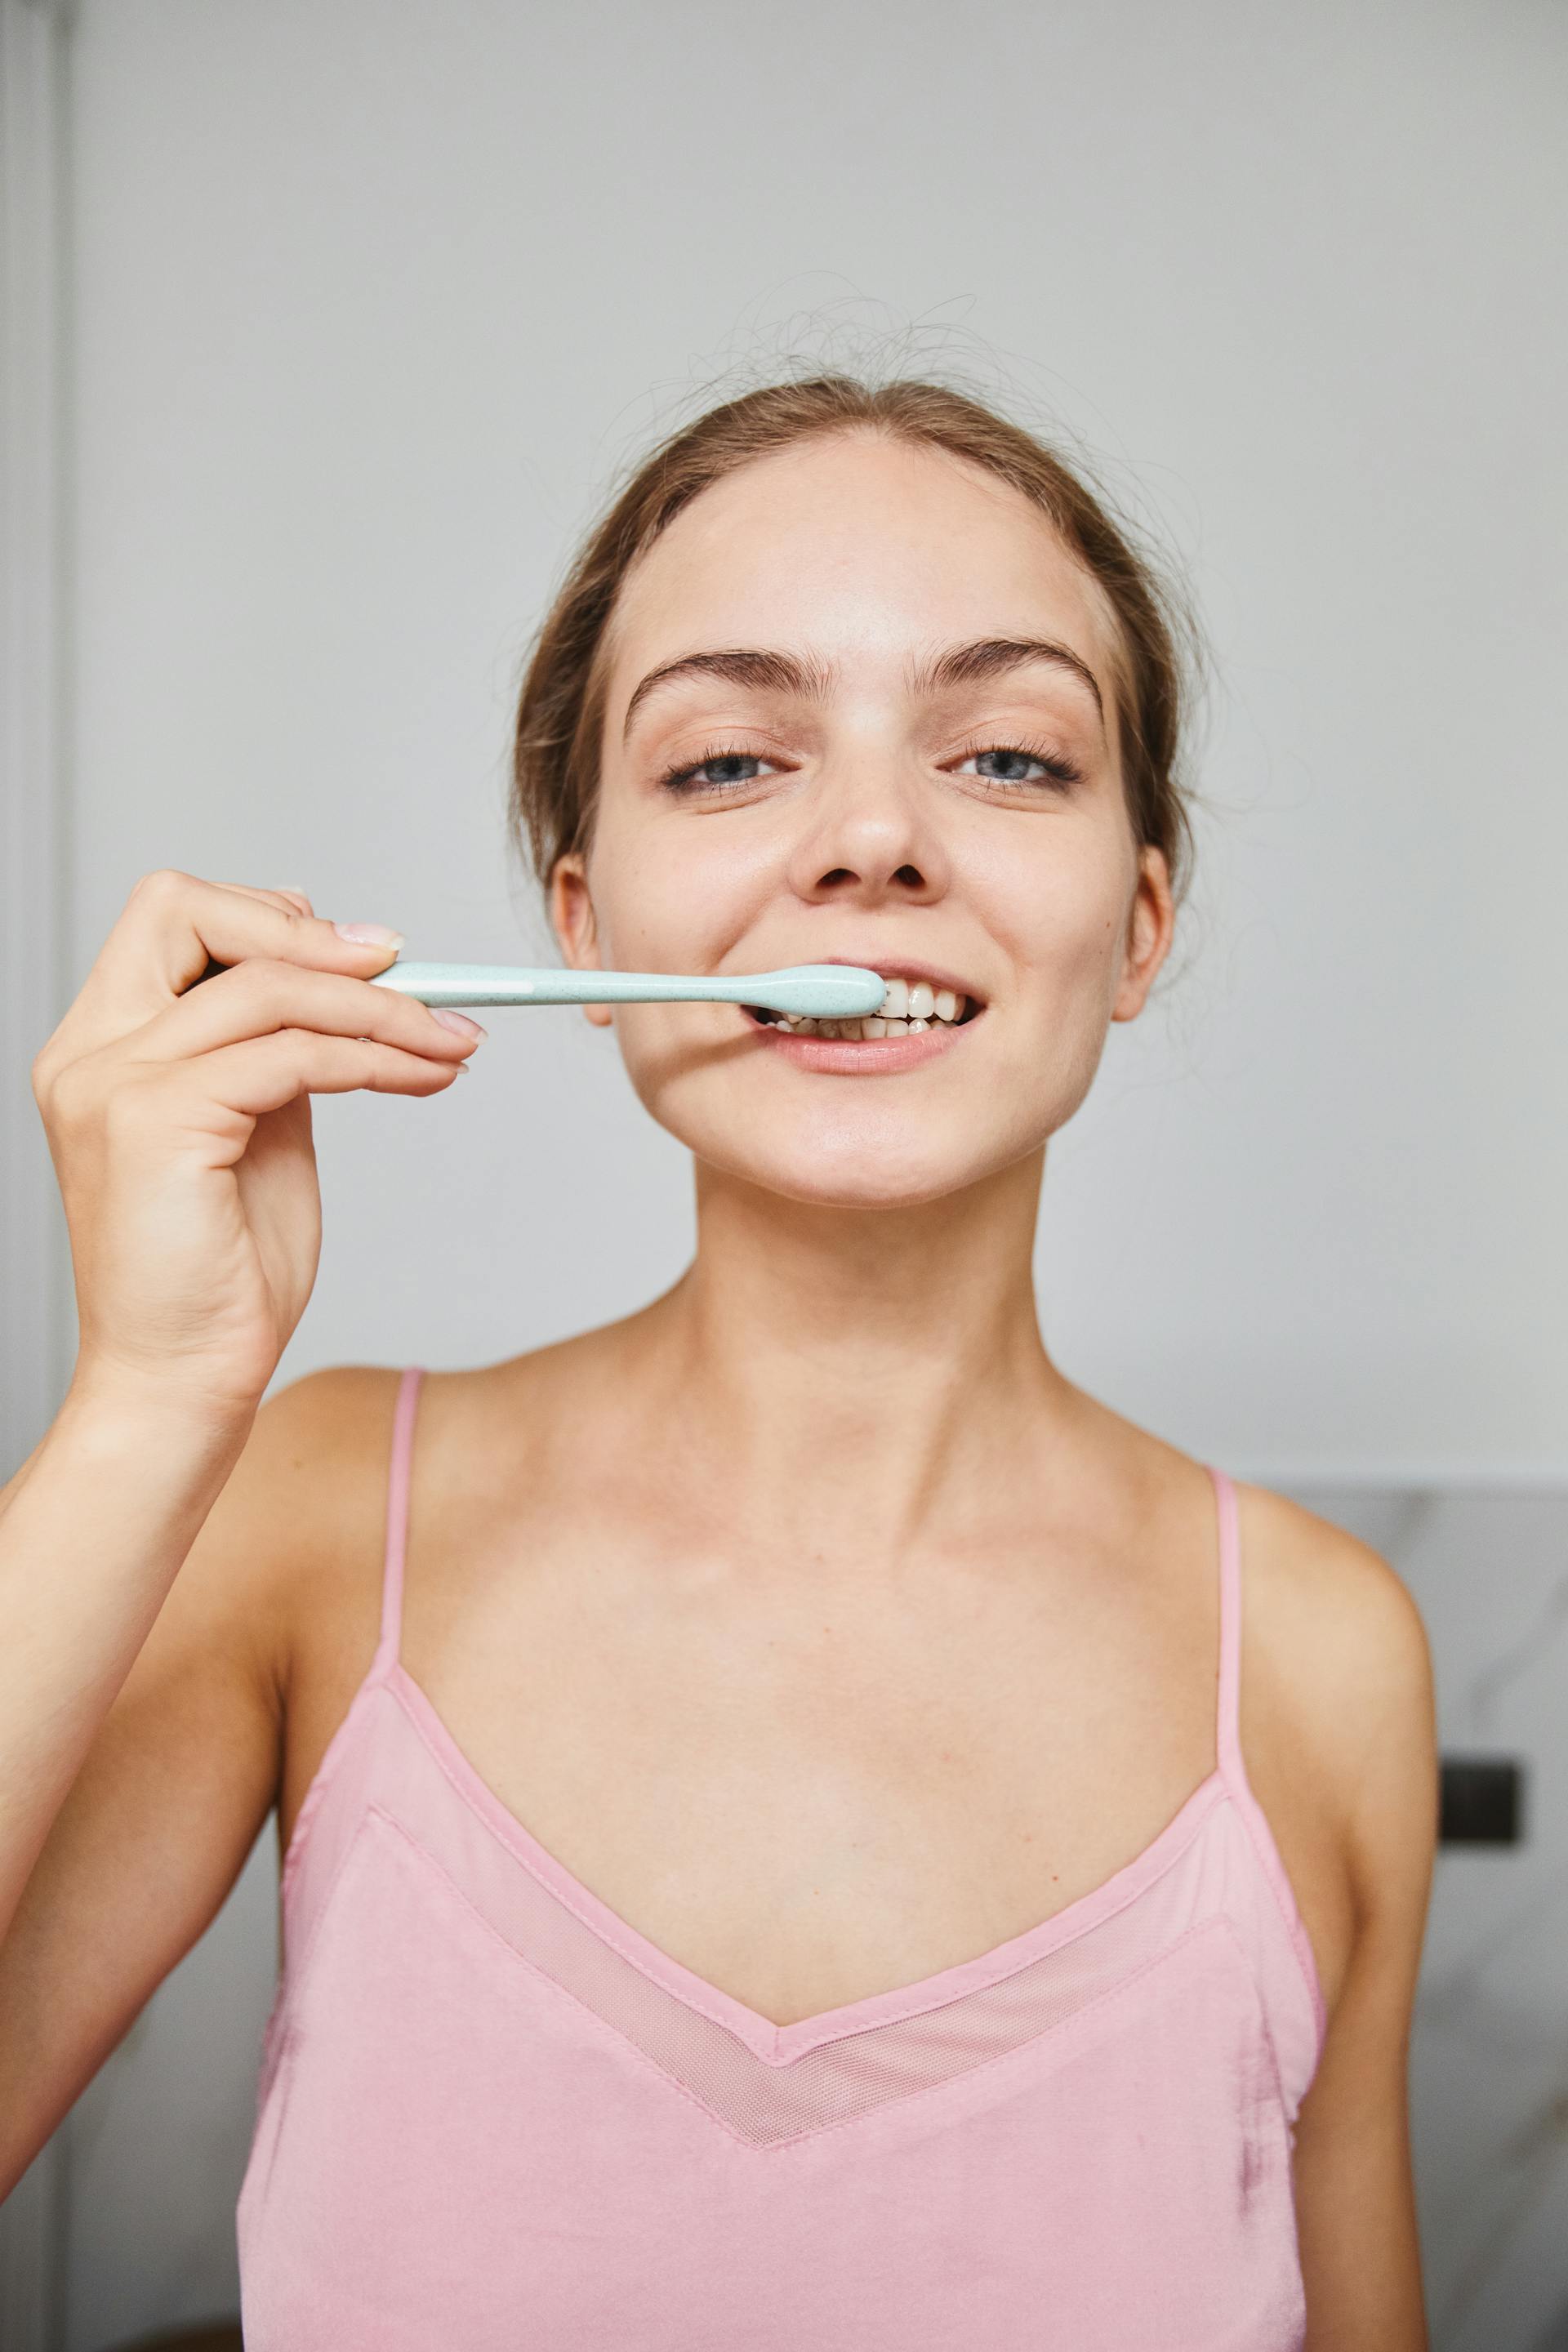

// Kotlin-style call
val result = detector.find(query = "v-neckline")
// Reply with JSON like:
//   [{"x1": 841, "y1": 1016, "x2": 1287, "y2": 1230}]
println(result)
[{"x1": 376, "y1": 1657, "x2": 1229, "y2": 2066}]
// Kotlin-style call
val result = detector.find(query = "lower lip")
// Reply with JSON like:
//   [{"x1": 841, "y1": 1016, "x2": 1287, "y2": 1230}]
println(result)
[{"x1": 745, "y1": 1010, "x2": 980, "y2": 1071}]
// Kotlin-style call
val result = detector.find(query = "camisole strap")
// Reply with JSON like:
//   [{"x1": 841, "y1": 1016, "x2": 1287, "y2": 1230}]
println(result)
[
  {"x1": 1209, "y1": 1463, "x2": 1245, "y2": 1784},
  {"x1": 1205, "y1": 1459, "x2": 1326, "y2": 2049},
  {"x1": 375, "y1": 1363, "x2": 425, "y2": 1671}
]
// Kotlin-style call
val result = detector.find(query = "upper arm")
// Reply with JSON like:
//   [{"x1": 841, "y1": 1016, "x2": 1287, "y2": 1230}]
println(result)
[
  {"x1": 0, "y1": 1366, "x2": 371, "y2": 2194},
  {"x1": 1280, "y1": 1514, "x2": 1439, "y2": 2350}
]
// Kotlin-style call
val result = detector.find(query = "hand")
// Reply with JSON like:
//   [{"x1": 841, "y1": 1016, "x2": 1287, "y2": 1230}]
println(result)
[{"x1": 30, "y1": 871, "x2": 483, "y2": 1424}]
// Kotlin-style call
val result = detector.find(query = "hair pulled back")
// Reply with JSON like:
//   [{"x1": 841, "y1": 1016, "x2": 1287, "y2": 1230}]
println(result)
[{"x1": 510, "y1": 375, "x2": 1198, "y2": 908}]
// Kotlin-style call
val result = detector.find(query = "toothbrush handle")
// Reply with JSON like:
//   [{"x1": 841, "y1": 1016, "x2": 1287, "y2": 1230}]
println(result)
[
  {"x1": 363, "y1": 961, "x2": 888, "y2": 1017},
  {"x1": 182, "y1": 953, "x2": 883, "y2": 1016},
  {"x1": 366, "y1": 964, "x2": 740, "y2": 1009}
]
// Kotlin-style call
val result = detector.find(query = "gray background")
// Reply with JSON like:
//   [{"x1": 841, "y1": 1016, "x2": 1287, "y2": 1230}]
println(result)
[
  {"x1": 2, "y1": 1, "x2": 1566, "y2": 2345},
  {"x1": 65, "y1": 0, "x2": 1568, "y2": 1478}
]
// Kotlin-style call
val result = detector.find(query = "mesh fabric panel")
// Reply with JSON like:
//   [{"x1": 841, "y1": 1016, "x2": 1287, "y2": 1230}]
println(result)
[{"x1": 386, "y1": 1796, "x2": 1211, "y2": 2148}]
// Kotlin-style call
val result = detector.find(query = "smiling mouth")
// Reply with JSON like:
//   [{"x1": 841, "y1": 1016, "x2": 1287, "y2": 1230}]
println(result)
[{"x1": 742, "y1": 973, "x2": 983, "y2": 1041}]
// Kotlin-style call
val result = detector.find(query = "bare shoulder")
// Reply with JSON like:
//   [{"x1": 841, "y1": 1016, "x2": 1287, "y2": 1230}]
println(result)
[
  {"x1": 1235, "y1": 1481, "x2": 1437, "y2": 1908},
  {"x1": 247, "y1": 1359, "x2": 404, "y2": 1517},
  {"x1": 1237, "y1": 1484, "x2": 1432, "y2": 1717},
  {"x1": 256, "y1": 1344, "x2": 590, "y2": 1691},
  {"x1": 1230, "y1": 1490, "x2": 1438, "y2": 2336},
  {"x1": 210, "y1": 1362, "x2": 408, "y2": 1699}
]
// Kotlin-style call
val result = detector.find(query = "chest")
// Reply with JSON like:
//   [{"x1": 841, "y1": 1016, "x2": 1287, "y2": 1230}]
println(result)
[{"x1": 284, "y1": 1529, "x2": 1223, "y2": 2029}]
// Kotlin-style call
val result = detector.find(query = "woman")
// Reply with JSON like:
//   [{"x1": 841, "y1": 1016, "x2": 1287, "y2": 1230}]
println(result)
[{"x1": 2, "y1": 376, "x2": 1436, "y2": 2347}]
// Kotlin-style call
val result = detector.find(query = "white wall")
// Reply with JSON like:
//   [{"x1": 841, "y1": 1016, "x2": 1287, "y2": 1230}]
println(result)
[{"x1": 65, "y1": 0, "x2": 1568, "y2": 1479}]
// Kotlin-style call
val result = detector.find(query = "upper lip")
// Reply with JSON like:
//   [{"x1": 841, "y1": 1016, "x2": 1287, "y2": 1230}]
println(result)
[{"x1": 817, "y1": 952, "x2": 987, "y2": 1007}]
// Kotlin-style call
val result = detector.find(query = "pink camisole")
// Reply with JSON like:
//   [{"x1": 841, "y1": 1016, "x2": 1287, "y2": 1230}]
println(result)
[{"x1": 238, "y1": 1365, "x2": 1326, "y2": 2349}]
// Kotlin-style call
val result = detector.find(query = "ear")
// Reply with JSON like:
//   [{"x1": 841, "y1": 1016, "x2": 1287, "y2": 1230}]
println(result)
[
  {"x1": 548, "y1": 853, "x2": 614, "y2": 1029},
  {"x1": 1110, "y1": 845, "x2": 1176, "y2": 1023}
]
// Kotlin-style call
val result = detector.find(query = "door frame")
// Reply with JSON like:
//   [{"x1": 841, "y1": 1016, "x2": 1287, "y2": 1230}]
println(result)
[{"x1": 2, "y1": 0, "x2": 77, "y2": 2342}]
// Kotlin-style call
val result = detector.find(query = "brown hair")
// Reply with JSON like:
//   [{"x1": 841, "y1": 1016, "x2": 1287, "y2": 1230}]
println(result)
[{"x1": 510, "y1": 375, "x2": 1200, "y2": 907}]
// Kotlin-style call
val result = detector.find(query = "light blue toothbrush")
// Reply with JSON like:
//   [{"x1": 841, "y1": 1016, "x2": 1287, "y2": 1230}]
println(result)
[{"x1": 368, "y1": 960, "x2": 887, "y2": 1019}]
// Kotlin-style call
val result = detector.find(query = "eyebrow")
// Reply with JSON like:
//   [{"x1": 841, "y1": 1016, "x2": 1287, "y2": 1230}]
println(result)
[
  {"x1": 621, "y1": 635, "x2": 1107, "y2": 743},
  {"x1": 917, "y1": 635, "x2": 1107, "y2": 729}
]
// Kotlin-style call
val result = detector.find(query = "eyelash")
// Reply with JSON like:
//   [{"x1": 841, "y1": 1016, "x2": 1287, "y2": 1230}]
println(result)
[
  {"x1": 654, "y1": 740, "x2": 1085, "y2": 795},
  {"x1": 955, "y1": 741, "x2": 1084, "y2": 791},
  {"x1": 653, "y1": 744, "x2": 767, "y2": 797}
]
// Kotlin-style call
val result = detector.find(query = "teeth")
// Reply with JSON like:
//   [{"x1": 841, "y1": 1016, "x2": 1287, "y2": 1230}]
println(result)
[
  {"x1": 870, "y1": 978, "x2": 970, "y2": 1022},
  {"x1": 768, "y1": 987, "x2": 972, "y2": 1039}
]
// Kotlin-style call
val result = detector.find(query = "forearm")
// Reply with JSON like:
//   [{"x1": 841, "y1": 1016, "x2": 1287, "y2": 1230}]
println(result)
[{"x1": 0, "y1": 1375, "x2": 252, "y2": 1943}]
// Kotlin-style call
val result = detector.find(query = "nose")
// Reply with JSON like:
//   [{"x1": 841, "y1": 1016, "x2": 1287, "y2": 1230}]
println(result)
[{"x1": 784, "y1": 751, "x2": 951, "y2": 908}]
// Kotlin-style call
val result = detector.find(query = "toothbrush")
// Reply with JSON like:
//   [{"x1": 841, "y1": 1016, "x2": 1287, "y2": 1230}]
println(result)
[{"x1": 367, "y1": 961, "x2": 887, "y2": 1020}]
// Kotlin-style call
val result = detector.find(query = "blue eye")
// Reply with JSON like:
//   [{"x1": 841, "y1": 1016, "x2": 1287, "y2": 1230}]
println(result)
[
  {"x1": 955, "y1": 746, "x2": 1081, "y2": 788},
  {"x1": 658, "y1": 750, "x2": 780, "y2": 795}
]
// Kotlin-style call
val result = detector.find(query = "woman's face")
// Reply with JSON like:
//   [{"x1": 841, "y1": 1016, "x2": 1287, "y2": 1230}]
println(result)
[{"x1": 550, "y1": 431, "x2": 1174, "y2": 1208}]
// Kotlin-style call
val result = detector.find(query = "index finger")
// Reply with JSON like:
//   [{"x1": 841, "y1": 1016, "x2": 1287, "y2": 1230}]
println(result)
[{"x1": 56, "y1": 871, "x2": 405, "y2": 1061}]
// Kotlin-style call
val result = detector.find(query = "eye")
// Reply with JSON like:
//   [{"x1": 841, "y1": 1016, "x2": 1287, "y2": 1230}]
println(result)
[
  {"x1": 657, "y1": 746, "x2": 784, "y2": 795},
  {"x1": 951, "y1": 744, "x2": 1083, "y2": 790}
]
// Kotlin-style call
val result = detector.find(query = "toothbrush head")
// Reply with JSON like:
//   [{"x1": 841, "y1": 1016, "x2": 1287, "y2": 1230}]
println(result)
[{"x1": 746, "y1": 964, "x2": 886, "y2": 1019}]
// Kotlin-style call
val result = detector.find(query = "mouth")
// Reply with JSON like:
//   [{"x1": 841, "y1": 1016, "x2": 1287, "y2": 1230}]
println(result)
[{"x1": 741, "y1": 963, "x2": 986, "y2": 1058}]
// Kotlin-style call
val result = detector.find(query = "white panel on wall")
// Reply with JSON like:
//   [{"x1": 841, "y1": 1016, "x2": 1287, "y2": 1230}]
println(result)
[
  {"x1": 1294, "y1": 1488, "x2": 1568, "y2": 2352},
  {"x1": 62, "y1": 0, "x2": 1567, "y2": 1477}
]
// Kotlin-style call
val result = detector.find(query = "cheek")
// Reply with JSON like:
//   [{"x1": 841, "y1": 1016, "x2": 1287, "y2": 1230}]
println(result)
[
  {"x1": 580, "y1": 817, "x2": 766, "y2": 1090},
  {"x1": 586, "y1": 810, "x2": 776, "y2": 971},
  {"x1": 965, "y1": 828, "x2": 1129, "y2": 1003}
]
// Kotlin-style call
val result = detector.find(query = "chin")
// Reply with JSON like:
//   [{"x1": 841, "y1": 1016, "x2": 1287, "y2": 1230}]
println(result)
[{"x1": 687, "y1": 1124, "x2": 1008, "y2": 1212}]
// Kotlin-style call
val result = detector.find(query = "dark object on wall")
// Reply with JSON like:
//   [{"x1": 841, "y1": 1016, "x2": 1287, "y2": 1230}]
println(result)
[
  {"x1": 107, "y1": 2324, "x2": 243, "y2": 2351},
  {"x1": 1440, "y1": 1755, "x2": 1524, "y2": 1846}
]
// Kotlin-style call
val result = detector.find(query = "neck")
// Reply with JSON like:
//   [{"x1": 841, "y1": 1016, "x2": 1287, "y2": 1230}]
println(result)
[{"x1": 630, "y1": 1147, "x2": 1075, "y2": 1571}]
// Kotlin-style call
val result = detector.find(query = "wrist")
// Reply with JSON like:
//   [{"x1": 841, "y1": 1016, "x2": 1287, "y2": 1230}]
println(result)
[{"x1": 60, "y1": 1358, "x2": 259, "y2": 1459}]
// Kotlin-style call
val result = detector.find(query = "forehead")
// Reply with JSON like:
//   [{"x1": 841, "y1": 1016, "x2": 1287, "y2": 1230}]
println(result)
[{"x1": 604, "y1": 431, "x2": 1125, "y2": 694}]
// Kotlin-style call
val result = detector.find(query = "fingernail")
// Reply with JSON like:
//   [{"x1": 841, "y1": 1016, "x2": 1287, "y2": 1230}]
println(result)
[
  {"x1": 334, "y1": 921, "x2": 403, "y2": 947},
  {"x1": 430, "y1": 1009, "x2": 485, "y2": 1038}
]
